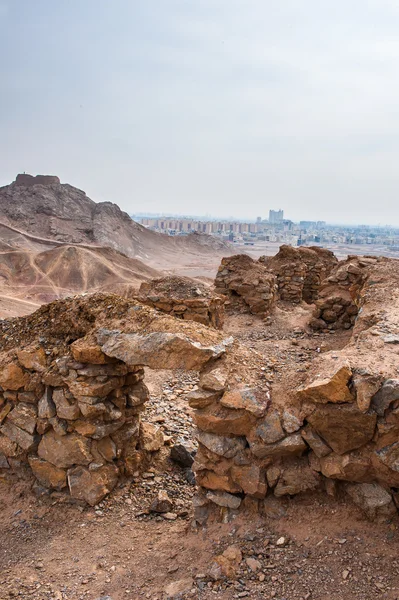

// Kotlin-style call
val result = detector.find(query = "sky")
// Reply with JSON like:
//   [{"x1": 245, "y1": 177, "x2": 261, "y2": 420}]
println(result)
[{"x1": 1, "y1": 1, "x2": 399, "y2": 225}]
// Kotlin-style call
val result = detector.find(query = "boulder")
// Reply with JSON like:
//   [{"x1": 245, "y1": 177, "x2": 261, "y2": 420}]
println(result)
[
  {"x1": 319, "y1": 451, "x2": 372, "y2": 482},
  {"x1": 206, "y1": 490, "x2": 242, "y2": 509},
  {"x1": 67, "y1": 464, "x2": 119, "y2": 506},
  {"x1": 344, "y1": 482, "x2": 396, "y2": 521},
  {"x1": 7, "y1": 404, "x2": 37, "y2": 434},
  {"x1": 220, "y1": 388, "x2": 268, "y2": 417},
  {"x1": 0, "y1": 363, "x2": 28, "y2": 391},
  {"x1": 301, "y1": 425, "x2": 332, "y2": 457},
  {"x1": 353, "y1": 374, "x2": 382, "y2": 412},
  {"x1": 187, "y1": 388, "x2": 222, "y2": 409},
  {"x1": 209, "y1": 546, "x2": 242, "y2": 580},
  {"x1": 196, "y1": 470, "x2": 241, "y2": 493},
  {"x1": 230, "y1": 464, "x2": 267, "y2": 497},
  {"x1": 17, "y1": 348, "x2": 47, "y2": 372},
  {"x1": 274, "y1": 458, "x2": 321, "y2": 496},
  {"x1": 52, "y1": 389, "x2": 80, "y2": 420},
  {"x1": 140, "y1": 422, "x2": 164, "y2": 452},
  {"x1": 200, "y1": 365, "x2": 229, "y2": 391},
  {"x1": 307, "y1": 404, "x2": 376, "y2": 454},
  {"x1": 371, "y1": 380, "x2": 399, "y2": 416},
  {"x1": 38, "y1": 388, "x2": 56, "y2": 419},
  {"x1": 97, "y1": 329, "x2": 227, "y2": 371},
  {"x1": 247, "y1": 410, "x2": 285, "y2": 445},
  {"x1": 248, "y1": 432, "x2": 306, "y2": 459},
  {"x1": 38, "y1": 430, "x2": 92, "y2": 468},
  {"x1": 0, "y1": 421, "x2": 38, "y2": 451},
  {"x1": 70, "y1": 337, "x2": 110, "y2": 364},
  {"x1": 195, "y1": 404, "x2": 256, "y2": 436},
  {"x1": 197, "y1": 431, "x2": 246, "y2": 459},
  {"x1": 170, "y1": 441, "x2": 196, "y2": 467},
  {"x1": 28, "y1": 456, "x2": 67, "y2": 489},
  {"x1": 297, "y1": 362, "x2": 353, "y2": 404},
  {"x1": 149, "y1": 490, "x2": 173, "y2": 513}
]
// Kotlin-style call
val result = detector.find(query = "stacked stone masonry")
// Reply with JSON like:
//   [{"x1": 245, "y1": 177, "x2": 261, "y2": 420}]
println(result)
[
  {"x1": 310, "y1": 256, "x2": 372, "y2": 330},
  {"x1": 260, "y1": 245, "x2": 338, "y2": 304},
  {"x1": 138, "y1": 275, "x2": 225, "y2": 329},
  {"x1": 214, "y1": 255, "x2": 277, "y2": 317},
  {"x1": 1, "y1": 256, "x2": 399, "y2": 524}
]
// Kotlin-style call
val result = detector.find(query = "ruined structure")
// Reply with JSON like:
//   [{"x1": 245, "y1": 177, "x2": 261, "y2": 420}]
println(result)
[
  {"x1": 214, "y1": 255, "x2": 277, "y2": 317},
  {"x1": 260, "y1": 245, "x2": 337, "y2": 304},
  {"x1": 310, "y1": 256, "x2": 371, "y2": 330},
  {"x1": 138, "y1": 275, "x2": 225, "y2": 329},
  {"x1": 1, "y1": 254, "x2": 399, "y2": 522}
]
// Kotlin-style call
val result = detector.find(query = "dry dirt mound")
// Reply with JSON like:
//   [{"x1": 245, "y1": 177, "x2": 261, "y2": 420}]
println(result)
[{"x1": 0, "y1": 244, "x2": 160, "y2": 317}]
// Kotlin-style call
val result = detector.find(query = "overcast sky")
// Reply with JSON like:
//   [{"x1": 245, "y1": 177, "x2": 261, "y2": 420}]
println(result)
[{"x1": 1, "y1": 1, "x2": 399, "y2": 224}]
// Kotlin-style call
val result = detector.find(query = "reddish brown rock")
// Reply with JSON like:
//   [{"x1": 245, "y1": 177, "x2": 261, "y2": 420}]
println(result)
[
  {"x1": 17, "y1": 348, "x2": 47, "y2": 372},
  {"x1": 38, "y1": 430, "x2": 92, "y2": 468},
  {"x1": 140, "y1": 422, "x2": 164, "y2": 452},
  {"x1": 297, "y1": 362, "x2": 353, "y2": 404},
  {"x1": 307, "y1": 404, "x2": 377, "y2": 455},
  {"x1": 67, "y1": 464, "x2": 119, "y2": 506},
  {"x1": 195, "y1": 404, "x2": 256, "y2": 436},
  {"x1": 0, "y1": 363, "x2": 28, "y2": 391},
  {"x1": 28, "y1": 456, "x2": 67, "y2": 490}
]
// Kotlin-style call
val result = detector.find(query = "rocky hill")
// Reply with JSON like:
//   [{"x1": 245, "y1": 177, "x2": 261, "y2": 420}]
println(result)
[{"x1": 0, "y1": 174, "x2": 232, "y2": 268}]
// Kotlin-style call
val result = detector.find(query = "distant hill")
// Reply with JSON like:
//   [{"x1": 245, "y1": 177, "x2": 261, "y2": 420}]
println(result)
[{"x1": 0, "y1": 174, "x2": 233, "y2": 268}]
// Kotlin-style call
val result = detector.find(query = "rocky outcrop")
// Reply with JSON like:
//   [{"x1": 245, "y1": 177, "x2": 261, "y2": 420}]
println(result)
[
  {"x1": 138, "y1": 275, "x2": 225, "y2": 329},
  {"x1": 214, "y1": 255, "x2": 277, "y2": 317}
]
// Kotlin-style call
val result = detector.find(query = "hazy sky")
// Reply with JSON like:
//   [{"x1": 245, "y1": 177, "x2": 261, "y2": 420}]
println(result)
[{"x1": 1, "y1": 1, "x2": 399, "y2": 224}]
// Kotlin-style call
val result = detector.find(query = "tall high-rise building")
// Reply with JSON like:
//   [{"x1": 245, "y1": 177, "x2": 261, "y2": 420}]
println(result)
[{"x1": 269, "y1": 209, "x2": 284, "y2": 224}]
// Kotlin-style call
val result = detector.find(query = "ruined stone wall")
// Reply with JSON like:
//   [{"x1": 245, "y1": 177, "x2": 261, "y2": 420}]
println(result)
[
  {"x1": 2, "y1": 283, "x2": 399, "y2": 522},
  {"x1": 310, "y1": 257, "x2": 372, "y2": 330},
  {"x1": 214, "y1": 255, "x2": 277, "y2": 317},
  {"x1": 138, "y1": 276, "x2": 225, "y2": 329},
  {"x1": 260, "y1": 245, "x2": 337, "y2": 304},
  {"x1": 14, "y1": 174, "x2": 60, "y2": 187}
]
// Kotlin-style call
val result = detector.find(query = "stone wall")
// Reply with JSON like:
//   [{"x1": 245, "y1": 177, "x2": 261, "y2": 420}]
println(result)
[
  {"x1": 310, "y1": 257, "x2": 372, "y2": 330},
  {"x1": 260, "y1": 245, "x2": 337, "y2": 304},
  {"x1": 138, "y1": 275, "x2": 225, "y2": 329},
  {"x1": 2, "y1": 276, "x2": 399, "y2": 523},
  {"x1": 14, "y1": 174, "x2": 60, "y2": 187},
  {"x1": 214, "y1": 255, "x2": 277, "y2": 317}
]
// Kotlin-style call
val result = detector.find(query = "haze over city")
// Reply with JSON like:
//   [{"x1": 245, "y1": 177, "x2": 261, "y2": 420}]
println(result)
[{"x1": 1, "y1": 1, "x2": 399, "y2": 224}]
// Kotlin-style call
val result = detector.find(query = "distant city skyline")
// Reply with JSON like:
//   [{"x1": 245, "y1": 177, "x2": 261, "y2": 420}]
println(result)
[{"x1": 2, "y1": 1, "x2": 399, "y2": 225}]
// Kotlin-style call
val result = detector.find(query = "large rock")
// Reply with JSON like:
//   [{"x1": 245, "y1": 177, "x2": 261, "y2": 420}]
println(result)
[
  {"x1": 38, "y1": 430, "x2": 92, "y2": 468},
  {"x1": 17, "y1": 348, "x2": 47, "y2": 373},
  {"x1": 70, "y1": 337, "x2": 110, "y2": 364},
  {"x1": 297, "y1": 362, "x2": 353, "y2": 404},
  {"x1": 7, "y1": 404, "x2": 37, "y2": 434},
  {"x1": 197, "y1": 432, "x2": 246, "y2": 459},
  {"x1": 28, "y1": 456, "x2": 67, "y2": 489},
  {"x1": 187, "y1": 388, "x2": 222, "y2": 409},
  {"x1": 38, "y1": 388, "x2": 56, "y2": 419},
  {"x1": 371, "y1": 380, "x2": 399, "y2": 416},
  {"x1": 220, "y1": 388, "x2": 268, "y2": 417},
  {"x1": 319, "y1": 451, "x2": 372, "y2": 482},
  {"x1": 274, "y1": 458, "x2": 321, "y2": 496},
  {"x1": 195, "y1": 404, "x2": 256, "y2": 436},
  {"x1": 200, "y1": 365, "x2": 229, "y2": 391},
  {"x1": 230, "y1": 464, "x2": 267, "y2": 497},
  {"x1": 0, "y1": 421, "x2": 38, "y2": 451},
  {"x1": 52, "y1": 389, "x2": 80, "y2": 420},
  {"x1": 247, "y1": 410, "x2": 285, "y2": 445},
  {"x1": 67, "y1": 464, "x2": 119, "y2": 506},
  {"x1": 344, "y1": 482, "x2": 396, "y2": 521},
  {"x1": 307, "y1": 404, "x2": 376, "y2": 454},
  {"x1": 301, "y1": 425, "x2": 332, "y2": 457},
  {"x1": 196, "y1": 470, "x2": 241, "y2": 493},
  {"x1": 97, "y1": 329, "x2": 228, "y2": 370},
  {"x1": 248, "y1": 432, "x2": 306, "y2": 459},
  {"x1": 0, "y1": 363, "x2": 28, "y2": 391},
  {"x1": 206, "y1": 490, "x2": 241, "y2": 509},
  {"x1": 353, "y1": 374, "x2": 382, "y2": 412},
  {"x1": 140, "y1": 422, "x2": 164, "y2": 452}
]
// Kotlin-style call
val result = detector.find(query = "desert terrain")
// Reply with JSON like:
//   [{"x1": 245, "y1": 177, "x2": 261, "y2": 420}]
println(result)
[{"x1": 1, "y1": 175, "x2": 399, "y2": 600}]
